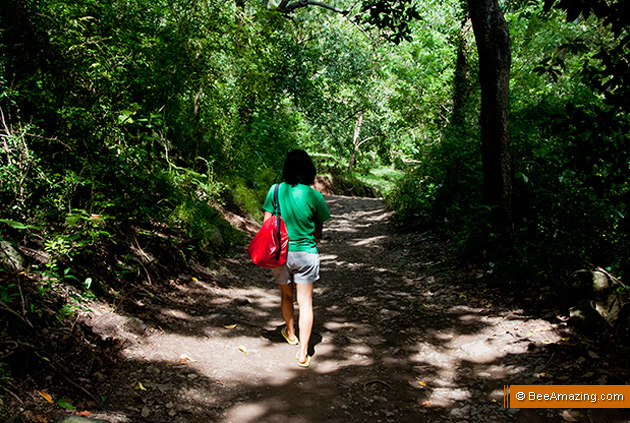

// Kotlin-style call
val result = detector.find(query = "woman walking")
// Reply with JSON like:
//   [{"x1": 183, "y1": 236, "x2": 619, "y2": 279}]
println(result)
[{"x1": 262, "y1": 150, "x2": 330, "y2": 367}]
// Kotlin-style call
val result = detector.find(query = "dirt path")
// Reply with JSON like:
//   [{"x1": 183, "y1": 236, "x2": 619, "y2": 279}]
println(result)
[{"x1": 79, "y1": 195, "x2": 630, "y2": 423}]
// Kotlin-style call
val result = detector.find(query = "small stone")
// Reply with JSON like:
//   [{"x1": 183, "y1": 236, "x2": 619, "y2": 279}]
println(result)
[{"x1": 141, "y1": 406, "x2": 151, "y2": 418}]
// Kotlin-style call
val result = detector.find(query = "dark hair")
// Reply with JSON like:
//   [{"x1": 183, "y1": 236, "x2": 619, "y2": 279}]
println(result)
[{"x1": 283, "y1": 149, "x2": 316, "y2": 185}]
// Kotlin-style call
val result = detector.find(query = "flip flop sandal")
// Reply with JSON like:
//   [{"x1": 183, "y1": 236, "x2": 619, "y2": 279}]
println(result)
[
  {"x1": 296, "y1": 352, "x2": 311, "y2": 368},
  {"x1": 282, "y1": 326, "x2": 299, "y2": 346}
]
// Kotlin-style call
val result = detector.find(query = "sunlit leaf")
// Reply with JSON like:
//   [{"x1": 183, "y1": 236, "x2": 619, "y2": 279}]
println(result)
[
  {"x1": 135, "y1": 381, "x2": 147, "y2": 391},
  {"x1": 238, "y1": 345, "x2": 248, "y2": 354},
  {"x1": 418, "y1": 380, "x2": 427, "y2": 386},
  {"x1": 224, "y1": 324, "x2": 237, "y2": 329},
  {"x1": 179, "y1": 353, "x2": 198, "y2": 364},
  {"x1": 38, "y1": 391, "x2": 54, "y2": 403},
  {"x1": 0, "y1": 219, "x2": 43, "y2": 230}
]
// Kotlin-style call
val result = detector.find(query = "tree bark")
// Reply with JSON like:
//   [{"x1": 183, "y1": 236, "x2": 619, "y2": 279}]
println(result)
[
  {"x1": 468, "y1": 0, "x2": 513, "y2": 233},
  {"x1": 452, "y1": 21, "x2": 473, "y2": 126},
  {"x1": 348, "y1": 111, "x2": 364, "y2": 173}
]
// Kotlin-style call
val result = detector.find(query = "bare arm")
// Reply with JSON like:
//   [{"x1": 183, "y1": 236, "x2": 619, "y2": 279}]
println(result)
[
  {"x1": 263, "y1": 211, "x2": 272, "y2": 222},
  {"x1": 314, "y1": 222, "x2": 323, "y2": 243}
]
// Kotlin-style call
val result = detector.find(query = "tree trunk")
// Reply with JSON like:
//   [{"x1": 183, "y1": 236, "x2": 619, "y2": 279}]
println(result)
[
  {"x1": 452, "y1": 21, "x2": 473, "y2": 126},
  {"x1": 193, "y1": 87, "x2": 203, "y2": 171},
  {"x1": 468, "y1": 0, "x2": 513, "y2": 233},
  {"x1": 348, "y1": 110, "x2": 364, "y2": 173}
]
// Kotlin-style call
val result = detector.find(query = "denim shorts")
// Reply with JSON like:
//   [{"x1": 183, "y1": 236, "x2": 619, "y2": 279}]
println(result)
[{"x1": 271, "y1": 252, "x2": 320, "y2": 285}]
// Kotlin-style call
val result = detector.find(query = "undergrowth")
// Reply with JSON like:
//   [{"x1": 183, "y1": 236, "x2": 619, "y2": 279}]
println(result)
[{"x1": 386, "y1": 105, "x2": 629, "y2": 294}]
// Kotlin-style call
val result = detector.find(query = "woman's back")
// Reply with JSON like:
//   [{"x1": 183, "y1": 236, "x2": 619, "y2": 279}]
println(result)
[{"x1": 263, "y1": 182, "x2": 330, "y2": 253}]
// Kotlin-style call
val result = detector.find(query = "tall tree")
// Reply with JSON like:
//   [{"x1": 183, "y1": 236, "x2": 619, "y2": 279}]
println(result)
[
  {"x1": 451, "y1": 19, "x2": 474, "y2": 126},
  {"x1": 468, "y1": 0, "x2": 513, "y2": 233}
]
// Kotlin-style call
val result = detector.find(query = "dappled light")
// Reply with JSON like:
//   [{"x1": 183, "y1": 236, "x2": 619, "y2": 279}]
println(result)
[
  {"x1": 1, "y1": 0, "x2": 629, "y2": 421},
  {"x1": 61, "y1": 195, "x2": 628, "y2": 423}
]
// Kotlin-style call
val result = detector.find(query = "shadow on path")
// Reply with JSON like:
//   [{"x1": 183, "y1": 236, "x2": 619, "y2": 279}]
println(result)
[{"x1": 90, "y1": 195, "x2": 630, "y2": 423}]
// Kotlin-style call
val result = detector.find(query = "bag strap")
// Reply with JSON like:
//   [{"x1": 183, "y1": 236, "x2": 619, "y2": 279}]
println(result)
[
  {"x1": 272, "y1": 184, "x2": 283, "y2": 260},
  {"x1": 272, "y1": 183, "x2": 281, "y2": 217}
]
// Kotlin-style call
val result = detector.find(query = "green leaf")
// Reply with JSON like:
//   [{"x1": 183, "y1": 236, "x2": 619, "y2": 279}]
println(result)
[
  {"x1": 57, "y1": 397, "x2": 76, "y2": 410},
  {"x1": 0, "y1": 219, "x2": 43, "y2": 230},
  {"x1": 64, "y1": 274, "x2": 82, "y2": 283},
  {"x1": 515, "y1": 172, "x2": 530, "y2": 184},
  {"x1": 65, "y1": 214, "x2": 82, "y2": 226}
]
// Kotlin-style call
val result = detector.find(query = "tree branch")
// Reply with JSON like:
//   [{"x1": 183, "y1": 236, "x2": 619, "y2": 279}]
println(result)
[
  {"x1": 282, "y1": 0, "x2": 348, "y2": 15},
  {"x1": 0, "y1": 299, "x2": 34, "y2": 329},
  {"x1": 357, "y1": 135, "x2": 378, "y2": 149},
  {"x1": 278, "y1": 0, "x2": 291, "y2": 10}
]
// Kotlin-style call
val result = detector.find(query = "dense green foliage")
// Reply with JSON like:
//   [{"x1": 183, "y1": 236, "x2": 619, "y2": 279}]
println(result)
[
  {"x1": 386, "y1": 1, "x2": 629, "y2": 287},
  {"x1": 0, "y1": 0, "x2": 428, "y2": 329},
  {"x1": 1, "y1": 0, "x2": 628, "y2": 302},
  {"x1": 0, "y1": 1, "x2": 629, "y2": 417}
]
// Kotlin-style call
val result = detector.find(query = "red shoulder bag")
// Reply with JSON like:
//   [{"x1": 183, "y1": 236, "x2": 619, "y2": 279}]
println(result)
[{"x1": 248, "y1": 184, "x2": 289, "y2": 268}]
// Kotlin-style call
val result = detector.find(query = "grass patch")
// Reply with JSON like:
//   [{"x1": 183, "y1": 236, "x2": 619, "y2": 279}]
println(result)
[{"x1": 353, "y1": 166, "x2": 404, "y2": 196}]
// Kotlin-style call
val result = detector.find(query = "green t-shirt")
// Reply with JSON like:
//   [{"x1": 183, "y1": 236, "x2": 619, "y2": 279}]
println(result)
[{"x1": 263, "y1": 182, "x2": 331, "y2": 253}]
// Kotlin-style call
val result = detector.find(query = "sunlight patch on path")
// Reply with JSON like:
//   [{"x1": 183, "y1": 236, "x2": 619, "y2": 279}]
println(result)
[
  {"x1": 348, "y1": 235, "x2": 388, "y2": 247},
  {"x1": 408, "y1": 305, "x2": 562, "y2": 407}
]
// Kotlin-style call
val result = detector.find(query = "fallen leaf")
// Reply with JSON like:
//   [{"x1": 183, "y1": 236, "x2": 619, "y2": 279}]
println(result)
[
  {"x1": 179, "y1": 353, "x2": 198, "y2": 364},
  {"x1": 588, "y1": 351, "x2": 599, "y2": 359},
  {"x1": 224, "y1": 324, "x2": 237, "y2": 330},
  {"x1": 418, "y1": 380, "x2": 427, "y2": 386},
  {"x1": 38, "y1": 391, "x2": 54, "y2": 404},
  {"x1": 238, "y1": 345, "x2": 248, "y2": 354},
  {"x1": 562, "y1": 410, "x2": 580, "y2": 422},
  {"x1": 37, "y1": 416, "x2": 48, "y2": 422},
  {"x1": 192, "y1": 277, "x2": 198, "y2": 282},
  {"x1": 135, "y1": 381, "x2": 147, "y2": 391},
  {"x1": 75, "y1": 411, "x2": 92, "y2": 417},
  {"x1": 422, "y1": 400, "x2": 432, "y2": 406},
  {"x1": 57, "y1": 398, "x2": 76, "y2": 410}
]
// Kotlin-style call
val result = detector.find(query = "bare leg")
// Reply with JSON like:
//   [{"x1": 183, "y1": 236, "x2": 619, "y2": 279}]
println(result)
[
  {"x1": 280, "y1": 283, "x2": 297, "y2": 342},
  {"x1": 296, "y1": 283, "x2": 313, "y2": 362}
]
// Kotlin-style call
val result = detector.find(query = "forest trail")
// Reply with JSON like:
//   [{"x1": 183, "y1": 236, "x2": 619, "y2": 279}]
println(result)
[{"x1": 80, "y1": 195, "x2": 630, "y2": 423}]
